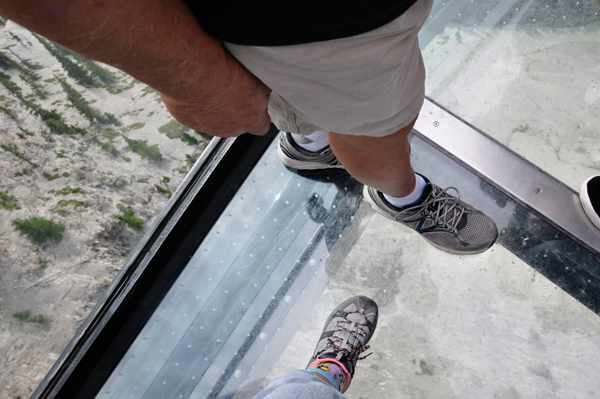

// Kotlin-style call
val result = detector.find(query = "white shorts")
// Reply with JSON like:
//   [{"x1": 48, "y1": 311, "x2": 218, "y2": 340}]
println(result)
[{"x1": 224, "y1": 0, "x2": 433, "y2": 137}]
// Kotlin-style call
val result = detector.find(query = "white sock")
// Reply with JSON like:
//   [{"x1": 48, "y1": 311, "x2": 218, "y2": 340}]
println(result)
[
  {"x1": 383, "y1": 174, "x2": 427, "y2": 208},
  {"x1": 291, "y1": 130, "x2": 329, "y2": 152}
]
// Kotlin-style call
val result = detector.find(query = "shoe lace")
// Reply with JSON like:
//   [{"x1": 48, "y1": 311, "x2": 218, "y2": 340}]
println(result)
[
  {"x1": 313, "y1": 311, "x2": 373, "y2": 363},
  {"x1": 397, "y1": 185, "x2": 465, "y2": 232}
]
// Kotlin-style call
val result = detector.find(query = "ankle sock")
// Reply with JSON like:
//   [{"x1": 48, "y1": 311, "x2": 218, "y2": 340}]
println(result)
[
  {"x1": 291, "y1": 130, "x2": 329, "y2": 152},
  {"x1": 307, "y1": 361, "x2": 348, "y2": 392},
  {"x1": 383, "y1": 173, "x2": 427, "y2": 208}
]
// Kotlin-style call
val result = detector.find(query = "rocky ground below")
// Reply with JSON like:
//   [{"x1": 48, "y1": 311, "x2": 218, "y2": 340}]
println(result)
[{"x1": 0, "y1": 20, "x2": 209, "y2": 399}]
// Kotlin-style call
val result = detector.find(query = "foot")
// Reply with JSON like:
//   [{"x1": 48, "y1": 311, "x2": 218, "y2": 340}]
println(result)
[
  {"x1": 580, "y1": 176, "x2": 600, "y2": 230},
  {"x1": 277, "y1": 132, "x2": 344, "y2": 170},
  {"x1": 306, "y1": 296, "x2": 378, "y2": 393},
  {"x1": 364, "y1": 174, "x2": 498, "y2": 255}
]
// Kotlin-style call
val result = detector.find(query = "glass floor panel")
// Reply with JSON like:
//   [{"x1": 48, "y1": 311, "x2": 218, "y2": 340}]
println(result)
[
  {"x1": 96, "y1": 134, "x2": 600, "y2": 399},
  {"x1": 420, "y1": 0, "x2": 600, "y2": 190}
]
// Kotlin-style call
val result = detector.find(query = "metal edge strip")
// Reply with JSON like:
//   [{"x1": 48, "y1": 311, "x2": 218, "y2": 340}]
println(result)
[{"x1": 414, "y1": 98, "x2": 600, "y2": 256}]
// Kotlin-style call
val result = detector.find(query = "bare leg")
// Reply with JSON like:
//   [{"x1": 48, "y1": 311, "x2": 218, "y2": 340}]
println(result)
[{"x1": 328, "y1": 116, "x2": 418, "y2": 198}]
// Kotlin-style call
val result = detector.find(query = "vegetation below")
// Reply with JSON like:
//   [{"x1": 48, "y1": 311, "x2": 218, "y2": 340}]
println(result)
[
  {"x1": 124, "y1": 137, "x2": 162, "y2": 161},
  {"x1": 92, "y1": 136, "x2": 119, "y2": 157},
  {"x1": 0, "y1": 70, "x2": 85, "y2": 135},
  {"x1": 12, "y1": 310, "x2": 44, "y2": 324},
  {"x1": 120, "y1": 122, "x2": 144, "y2": 133},
  {"x1": 52, "y1": 199, "x2": 88, "y2": 216},
  {"x1": 0, "y1": 190, "x2": 20, "y2": 210},
  {"x1": 115, "y1": 207, "x2": 144, "y2": 230},
  {"x1": 35, "y1": 35, "x2": 94, "y2": 86},
  {"x1": 0, "y1": 50, "x2": 47, "y2": 98},
  {"x1": 159, "y1": 119, "x2": 199, "y2": 145},
  {"x1": 0, "y1": 142, "x2": 39, "y2": 168},
  {"x1": 154, "y1": 184, "x2": 172, "y2": 198},
  {"x1": 12, "y1": 217, "x2": 66, "y2": 245},
  {"x1": 58, "y1": 77, "x2": 121, "y2": 126},
  {"x1": 48, "y1": 186, "x2": 83, "y2": 196}
]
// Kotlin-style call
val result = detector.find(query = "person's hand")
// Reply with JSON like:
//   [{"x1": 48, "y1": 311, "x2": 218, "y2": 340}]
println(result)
[
  {"x1": 0, "y1": 0, "x2": 271, "y2": 137},
  {"x1": 160, "y1": 53, "x2": 272, "y2": 138}
]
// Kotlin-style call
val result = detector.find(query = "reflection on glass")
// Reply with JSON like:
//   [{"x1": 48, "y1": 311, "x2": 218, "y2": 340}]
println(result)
[
  {"x1": 420, "y1": 0, "x2": 600, "y2": 190},
  {"x1": 0, "y1": 20, "x2": 207, "y2": 398},
  {"x1": 96, "y1": 142, "x2": 364, "y2": 399},
  {"x1": 99, "y1": 136, "x2": 600, "y2": 399}
]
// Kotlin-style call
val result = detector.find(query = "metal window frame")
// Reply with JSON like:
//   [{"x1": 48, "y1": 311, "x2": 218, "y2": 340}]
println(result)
[{"x1": 415, "y1": 98, "x2": 600, "y2": 258}]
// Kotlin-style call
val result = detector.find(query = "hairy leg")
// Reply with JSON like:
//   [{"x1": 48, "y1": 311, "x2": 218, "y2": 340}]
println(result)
[{"x1": 328, "y1": 116, "x2": 418, "y2": 198}]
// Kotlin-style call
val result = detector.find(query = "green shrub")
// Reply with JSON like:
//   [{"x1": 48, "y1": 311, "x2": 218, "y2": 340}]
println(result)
[
  {"x1": 103, "y1": 112, "x2": 121, "y2": 126},
  {"x1": 25, "y1": 314, "x2": 44, "y2": 324},
  {"x1": 38, "y1": 258, "x2": 48, "y2": 268},
  {"x1": 115, "y1": 207, "x2": 144, "y2": 230},
  {"x1": 15, "y1": 168, "x2": 31, "y2": 177},
  {"x1": 0, "y1": 104, "x2": 16, "y2": 119},
  {"x1": 52, "y1": 199, "x2": 88, "y2": 216},
  {"x1": 35, "y1": 35, "x2": 94, "y2": 86},
  {"x1": 12, "y1": 310, "x2": 31, "y2": 321},
  {"x1": 181, "y1": 131, "x2": 198, "y2": 145},
  {"x1": 43, "y1": 172, "x2": 60, "y2": 181},
  {"x1": 159, "y1": 120, "x2": 198, "y2": 145},
  {"x1": 1, "y1": 142, "x2": 39, "y2": 168},
  {"x1": 158, "y1": 119, "x2": 181, "y2": 135},
  {"x1": 84, "y1": 60, "x2": 117, "y2": 84},
  {"x1": 0, "y1": 190, "x2": 20, "y2": 210},
  {"x1": 58, "y1": 77, "x2": 120, "y2": 125},
  {"x1": 185, "y1": 153, "x2": 198, "y2": 166},
  {"x1": 18, "y1": 127, "x2": 35, "y2": 136},
  {"x1": 154, "y1": 184, "x2": 172, "y2": 198},
  {"x1": 120, "y1": 122, "x2": 144, "y2": 132},
  {"x1": 48, "y1": 186, "x2": 83, "y2": 196},
  {"x1": 92, "y1": 136, "x2": 119, "y2": 157},
  {"x1": 12, "y1": 217, "x2": 66, "y2": 245},
  {"x1": 125, "y1": 138, "x2": 162, "y2": 161},
  {"x1": 12, "y1": 309, "x2": 45, "y2": 323}
]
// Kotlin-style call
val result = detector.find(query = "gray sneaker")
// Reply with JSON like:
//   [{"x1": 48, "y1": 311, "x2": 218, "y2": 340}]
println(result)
[
  {"x1": 306, "y1": 296, "x2": 378, "y2": 393},
  {"x1": 277, "y1": 132, "x2": 344, "y2": 170},
  {"x1": 364, "y1": 175, "x2": 498, "y2": 255}
]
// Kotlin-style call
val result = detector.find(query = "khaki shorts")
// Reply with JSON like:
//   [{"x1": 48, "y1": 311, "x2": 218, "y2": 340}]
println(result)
[{"x1": 224, "y1": 0, "x2": 433, "y2": 137}]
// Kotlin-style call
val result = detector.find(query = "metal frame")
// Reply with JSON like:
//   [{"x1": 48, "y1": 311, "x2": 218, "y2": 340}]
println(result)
[{"x1": 414, "y1": 98, "x2": 600, "y2": 257}]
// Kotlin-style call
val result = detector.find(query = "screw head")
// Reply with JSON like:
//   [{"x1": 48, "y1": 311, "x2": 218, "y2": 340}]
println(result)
[
  {"x1": 433, "y1": 121, "x2": 440, "y2": 127},
  {"x1": 535, "y1": 187, "x2": 542, "y2": 194}
]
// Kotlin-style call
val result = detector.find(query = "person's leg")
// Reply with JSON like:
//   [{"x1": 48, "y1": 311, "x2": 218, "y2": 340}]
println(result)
[
  {"x1": 253, "y1": 296, "x2": 378, "y2": 399},
  {"x1": 328, "y1": 116, "x2": 417, "y2": 198},
  {"x1": 253, "y1": 370, "x2": 344, "y2": 399}
]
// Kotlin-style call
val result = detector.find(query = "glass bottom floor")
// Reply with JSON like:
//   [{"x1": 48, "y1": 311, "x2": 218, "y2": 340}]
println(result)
[{"x1": 95, "y1": 133, "x2": 600, "y2": 399}]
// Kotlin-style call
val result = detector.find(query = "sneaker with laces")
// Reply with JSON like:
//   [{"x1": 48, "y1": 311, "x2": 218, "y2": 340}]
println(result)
[
  {"x1": 364, "y1": 175, "x2": 498, "y2": 255},
  {"x1": 306, "y1": 296, "x2": 378, "y2": 393},
  {"x1": 277, "y1": 132, "x2": 344, "y2": 170}
]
